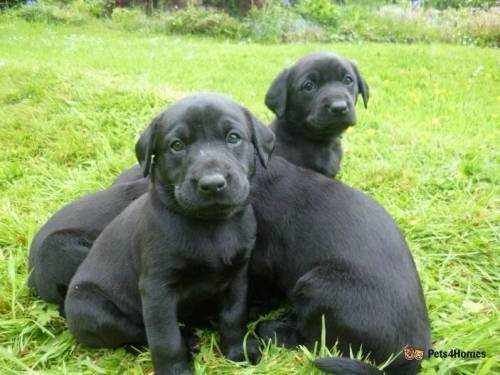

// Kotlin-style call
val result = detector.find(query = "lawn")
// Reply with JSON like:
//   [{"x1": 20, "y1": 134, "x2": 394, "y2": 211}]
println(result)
[{"x1": 0, "y1": 18, "x2": 498, "y2": 374}]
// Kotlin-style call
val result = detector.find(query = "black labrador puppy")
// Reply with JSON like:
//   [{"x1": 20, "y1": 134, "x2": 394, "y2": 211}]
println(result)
[
  {"x1": 28, "y1": 178, "x2": 148, "y2": 307},
  {"x1": 249, "y1": 157, "x2": 430, "y2": 375},
  {"x1": 265, "y1": 51, "x2": 369, "y2": 177},
  {"x1": 64, "y1": 94, "x2": 275, "y2": 375}
]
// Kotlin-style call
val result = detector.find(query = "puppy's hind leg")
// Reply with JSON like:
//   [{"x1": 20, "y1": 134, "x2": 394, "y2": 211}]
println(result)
[
  {"x1": 292, "y1": 265, "x2": 424, "y2": 375},
  {"x1": 30, "y1": 230, "x2": 94, "y2": 307},
  {"x1": 65, "y1": 284, "x2": 146, "y2": 348}
]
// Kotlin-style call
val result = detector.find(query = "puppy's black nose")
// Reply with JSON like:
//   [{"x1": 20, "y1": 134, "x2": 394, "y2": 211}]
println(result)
[
  {"x1": 329, "y1": 100, "x2": 348, "y2": 114},
  {"x1": 198, "y1": 174, "x2": 227, "y2": 194}
]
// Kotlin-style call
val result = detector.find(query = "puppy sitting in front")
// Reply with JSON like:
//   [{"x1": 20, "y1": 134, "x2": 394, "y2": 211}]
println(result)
[
  {"x1": 265, "y1": 51, "x2": 369, "y2": 177},
  {"x1": 64, "y1": 94, "x2": 275, "y2": 375}
]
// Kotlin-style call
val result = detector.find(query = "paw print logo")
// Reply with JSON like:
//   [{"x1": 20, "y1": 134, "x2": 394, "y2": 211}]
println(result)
[{"x1": 404, "y1": 345, "x2": 424, "y2": 360}]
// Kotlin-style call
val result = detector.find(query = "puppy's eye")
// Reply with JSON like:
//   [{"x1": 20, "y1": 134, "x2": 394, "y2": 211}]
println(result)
[
  {"x1": 343, "y1": 75, "x2": 353, "y2": 85},
  {"x1": 170, "y1": 140, "x2": 185, "y2": 152},
  {"x1": 226, "y1": 131, "x2": 242, "y2": 145},
  {"x1": 302, "y1": 80, "x2": 316, "y2": 92}
]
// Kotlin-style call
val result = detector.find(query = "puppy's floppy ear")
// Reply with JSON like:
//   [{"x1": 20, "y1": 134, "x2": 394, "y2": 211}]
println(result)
[
  {"x1": 265, "y1": 68, "x2": 290, "y2": 118},
  {"x1": 135, "y1": 115, "x2": 160, "y2": 178},
  {"x1": 243, "y1": 109, "x2": 276, "y2": 168},
  {"x1": 351, "y1": 62, "x2": 369, "y2": 109}
]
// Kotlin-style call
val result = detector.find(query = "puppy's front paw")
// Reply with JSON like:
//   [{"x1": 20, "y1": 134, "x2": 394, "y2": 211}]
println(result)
[
  {"x1": 180, "y1": 326, "x2": 200, "y2": 359},
  {"x1": 255, "y1": 318, "x2": 300, "y2": 348},
  {"x1": 225, "y1": 346, "x2": 245, "y2": 362},
  {"x1": 224, "y1": 337, "x2": 261, "y2": 365},
  {"x1": 244, "y1": 336, "x2": 261, "y2": 364},
  {"x1": 160, "y1": 362, "x2": 193, "y2": 375}
]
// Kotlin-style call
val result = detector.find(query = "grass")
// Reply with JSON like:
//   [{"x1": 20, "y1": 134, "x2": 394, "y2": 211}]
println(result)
[{"x1": 0, "y1": 17, "x2": 499, "y2": 374}]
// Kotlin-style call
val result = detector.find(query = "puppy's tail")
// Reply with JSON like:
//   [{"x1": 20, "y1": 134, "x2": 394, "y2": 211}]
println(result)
[{"x1": 313, "y1": 357, "x2": 383, "y2": 375}]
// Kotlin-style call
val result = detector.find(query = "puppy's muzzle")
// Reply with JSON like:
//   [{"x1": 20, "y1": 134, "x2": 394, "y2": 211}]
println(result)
[
  {"x1": 197, "y1": 173, "x2": 227, "y2": 195},
  {"x1": 185, "y1": 156, "x2": 249, "y2": 206},
  {"x1": 328, "y1": 99, "x2": 348, "y2": 115}
]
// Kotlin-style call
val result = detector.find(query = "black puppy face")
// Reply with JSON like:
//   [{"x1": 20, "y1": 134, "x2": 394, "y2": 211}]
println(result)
[
  {"x1": 136, "y1": 94, "x2": 275, "y2": 218},
  {"x1": 266, "y1": 52, "x2": 369, "y2": 139}
]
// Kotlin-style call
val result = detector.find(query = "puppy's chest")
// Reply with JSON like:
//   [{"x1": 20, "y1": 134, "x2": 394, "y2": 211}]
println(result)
[
  {"x1": 171, "y1": 245, "x2": 251, "y2": 298},
  {"x1": 150, "y1": 208, "x2": 257, "y2": 297}
]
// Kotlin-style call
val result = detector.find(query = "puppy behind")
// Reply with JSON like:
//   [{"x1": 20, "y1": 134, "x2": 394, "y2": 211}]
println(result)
[
  {"x1": 28, "y1": 178, "x2": 148, "y2": 308},
  {"x1": 65, "y1": 94, "x2": 275, "y2": 375},
  {"x1": 265, "y1": 51, "x2": 369, "y2": 177},
  {"x1": 250, "y1": 156, "x2": 431, "y2": 375}
]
